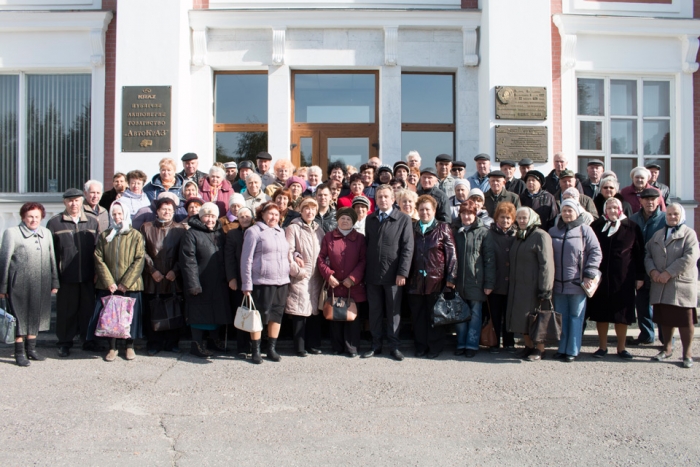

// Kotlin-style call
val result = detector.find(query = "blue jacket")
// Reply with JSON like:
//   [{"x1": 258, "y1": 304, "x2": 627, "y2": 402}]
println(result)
[
  {"x1": 466, "y1": 172, "x2": 491, "y2": 192},
  {"x1": 630, "y1": 207, "x2": 666, "y2": 246},
  {"x1": 143, "y1": 173, "x2": 185, "y2": 202}
]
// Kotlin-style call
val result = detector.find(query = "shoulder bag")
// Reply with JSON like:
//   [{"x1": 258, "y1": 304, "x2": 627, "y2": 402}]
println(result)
[
  {"x1": 433, "y1": 289, "x2": 471, "y2": 327},
  {"x1": 526, "y1": 299, "x2": 562, "y2": 343},
  {"x1": 479, "y1": 299, "x2": 498, "y2": 347}
]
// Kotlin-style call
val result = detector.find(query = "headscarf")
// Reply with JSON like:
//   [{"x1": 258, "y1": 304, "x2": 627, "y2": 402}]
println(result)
[
  {"x1": 562, "y1": 187, "x2": 580, "y2": 201},
  {"x1": 106, "y1": 201, "x2": 132, "y2": 243},
  {"x1": 515, "y1": 207, "x2": 541, "y2": 240},
  {"x1": 666, "y1": 203, "x2": 687, "y2": 238},
  {"x1": 181, "y1": 180, "x2": 199, "y2": 200},
  {"x1": 601, "y1": 197, "x2": 627, "y2": 237}
]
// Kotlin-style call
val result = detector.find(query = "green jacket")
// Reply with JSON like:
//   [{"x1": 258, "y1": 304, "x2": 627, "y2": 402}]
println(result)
[
  {"x1": 94, "y1": 228, "x2": 145, "y2": 291},
  {"x1": 452, "y1": 219, "x2": 496, "y2": 302}
]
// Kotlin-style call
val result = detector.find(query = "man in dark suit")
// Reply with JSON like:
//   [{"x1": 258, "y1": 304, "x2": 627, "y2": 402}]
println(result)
[{"x1": 362, "y1": 185, "x2": 414, "y2": 361}]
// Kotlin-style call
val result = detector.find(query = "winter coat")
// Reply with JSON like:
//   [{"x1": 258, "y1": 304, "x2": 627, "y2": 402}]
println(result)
[
  {"x1": 453, "y1": 219, "x2": 496, "y2": 302},
  {"x1": 364, "y1": 208, "x2": 414, "y2": 286},
  {"x1": 143, "y1": 173, "x2": 185, "y2": 202},
  {"x1": 407, "y1": 220, "x2": 458, "y2": 295},
  {"x1": 316, "y1": 208, "x2": 338, "y2": 233},
  {"x1": 543, "y1": 170, "x2": 583, "y2": 195},
  {"x1": 179, "y1": 217, "x2": 232, "y2": 325},
  {"x1": 178, "y1": 169, "x2": 207, "y2": 186},
  {"x1": 484, "y1": 188, "x2": 521, "y2": 217},
  {"x1": 549, "y1": 218, "x2": 602, "y2": 295},
  {"x1": 506, "y1": 228, "x2": 555, "y2": 334},
  {"x1": 505, "y1": 177, "x2": 527, "y2": 197},
  {"x1": 243, "y1": 190, "x2": 271, "y2": 213},
  {"x1": 94, "y1": 228, "x2": 145, "y2": 292},
  {"x1": 84, "y1": 203, "x2": 109, "y2": 233},
  {"x1": 466, "y1": 173, "x2": 490, "y2": 192},
  {"x1": 593, "y1": 193, "x2": 633, "y2": 220},
  {"x1": 448, "y1": 196, "x2": 468, "y2": 221},
  {"x1": 46, "y1": 210, "x2": 99, "y2": 283},
  {"x1": 139, "y1": 219, "x2": 186, "y2": 295},
  {"x1": 264, "y1": 179, "x2": 285, "y2": 198},
  {"x1": 645, "y1": 224, "x2": 699, "y2": 308},
  {"x1": 416, "y1": 186, "x2": 451, "y2": 222},
  {"x1": 224, "y1": 226, "x2": 246, "y2": 284},
  {"x1": 587, "y1": 218, "x2": 645, "y2": 324},
  {"x1": 284, "y1": 218, "x2": 325, "y2": 317},
  {"x1": 118, "y1": 189, "x2": 151, "y2": 218},
  {"x1": 0, "y1": 224, "x2": 59, "y2": 335},
  {"x1": 651, "y1": 181, "x2": 670, "y2": 205},
  {"x1": 438, "y1": 175, "x2": 456, "y2": 198},
  {"x1": 99, "y1": 188, "x2": 122, "y2": 210},
  {"x1": 318, "y1": 229, "x2": 367, "y2": 302},
  {"x1": 487, "y1": 223, "x2": 516, "y2": 296},
  {"x1": 620, "y1": 184, "x2": 667, "y2": 214},
  {"x1": 218, "y1": 215, "x2": 240, "y2": 234},
  {"x1": 554, "y1": 192, "x2": 599, "y2": 220},
  {"x1": 199, "y1": 177, "x2": 233, "y2": 219},
  {"x1": 240, "y1": 222, "x2": 291, "y2": 291},
  {"x1": 520, "y1": 190, "x2": 559, "y2": 231},
  {"x1": 630, "y1": 207, "x2": 667, "y2": 246}
]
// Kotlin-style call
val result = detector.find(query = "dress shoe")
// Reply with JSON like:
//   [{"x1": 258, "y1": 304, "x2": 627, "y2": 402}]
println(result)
[
  {"x1": 415, "y1": 349, "x2": 428, "y2": 358},
  {"x1": 297, "y1": 351, "x2": 308, "y2": 357},
  {"x1": 515, "y1": 347, "x2": 533, "y2": 359},
  {"x1": 361, "y1": 349, "x2": 381, "y2": 359},
  {"x1": 564, "y1": 355, "x2": 576, "y2": 363},
  {"x1": 57, "y1": 346, "x2": 70, "y2": 358},
  {"x1": 390, "y1": 349, "x2": 404, "y2": 361},
  {"x1": 306, "y1": 347, "x2": 322, "y2": 355},
  {"x1": 104, "y1": 349, "x2": 118, "y2": 362},
  {"x1": 552, "y1": 352, "x2": 566, "y2": 360},
  {"x1": 526, "y1": 349, "x2": 542, "y2": 362},
  {"x1": 454, "y1": 348, "x2": 466, "y2": 356},
  {"x1": 592, "y1": 348, "x2": 608, "y2": 358},
  {"x1": 348, "y1": 352, "x2": 358, "y2": 358},
  {"x1": 464, "y1": 349, "x2": 477, "y2": 358},
  {"x1": 617, "y1": 350, "x2": 633, "y2": 360},
  {"x1": 426, "y1": 352, "x2": 440, "y2": 359}
]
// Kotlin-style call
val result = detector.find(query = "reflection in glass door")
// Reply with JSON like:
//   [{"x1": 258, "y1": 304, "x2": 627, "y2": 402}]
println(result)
[
  {"x1": 300, "y1": 137, "x2": 313, "y2": 167},
  {"x1": 326, "y1": 138, "x2": 369, "y2": 169}
]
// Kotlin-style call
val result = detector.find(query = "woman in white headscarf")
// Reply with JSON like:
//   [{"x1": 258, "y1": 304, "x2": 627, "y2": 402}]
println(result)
[
  {"x1": 645, "y1": 203, "x2": 699, "y2": 368},
  {"x1": 588, "y1": 197, "x2": 645, "y2": 359},
  {"x1": 94, "y1": 201, "x2": 146, "y2": 362}
]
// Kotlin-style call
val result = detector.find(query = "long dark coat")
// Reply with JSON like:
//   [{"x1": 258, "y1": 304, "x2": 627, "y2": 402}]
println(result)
[
  {"x1": 179, "y1": 217, "x2": 232, "y2": 325},
  {"x1": 364, "y1": 209, "x2": 414, "y2": 285},
  {"x1": 487, "y1": 223, "x2": 516, "y2": 296},
  {"x1": 587, "y1": 218, "x2": 645, "y2": 324},
  {"x1": 407, "y1": 220, "x2": 458, "y2": 296}
]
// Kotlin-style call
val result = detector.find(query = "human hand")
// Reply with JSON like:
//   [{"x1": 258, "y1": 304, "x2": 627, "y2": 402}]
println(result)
[
  {"x1": 636, "y1": 280, "x2": 644, "y2": 290},
  {"x1": 229, "y1": 279, "x2": 238, "y2": 291},
  {"x1": 165, "y1": 271, "x2": 176, "y2": 281},
  {"x1": 650, "y1": 270, "x2": 661, "y2": 282},
  {"x1": 243, "y1": 290, "x2": 251, "y2": 297},
  {"x1": 294, "y1": 257, "x2": 305, "y2": 268},
  {"x1": 152, "y1": 271, "x2": 164, "y2": 283},
  {"x1": 342, "y1": 278, "x2": 354, "y2": 289},
  {"x1": 328, "y1": 276, "x2": 340, "y2": 288},
  {"x1": 658, "y1": 271, "x2": 672, "y2": 284},
  {"x1": 51, "y1": 288, "x2": 58, "y2": 294},
  {"x1": 117, "y1": 284, "x2": 127, "y2": 293},
  {"x1": 108, "y1": 283, "x2": 118, "y2": 293},
  {"x1": 484, "y1": 288, "x2": 492, "y2": 296},
  {"x1": 396, "y1": 275, "x2": 406, "y2": 287},
  {"x1": 583, "y1": 278, "x2": 594, "y2": 289},
  {"x1": 446, "y1": 281, "x2": 455, "y2": 289}
]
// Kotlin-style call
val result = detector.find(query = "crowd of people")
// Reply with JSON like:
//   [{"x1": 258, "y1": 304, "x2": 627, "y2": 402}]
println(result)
[{"x1": 0, "y1": 150, "x2": 697, "y2": 369}]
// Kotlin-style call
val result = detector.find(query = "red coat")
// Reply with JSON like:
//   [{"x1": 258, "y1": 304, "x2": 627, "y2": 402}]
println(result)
[
  {"x1": 337, "y1": 192, "x2": 375, "y2": 213},
  {"x1": 317, "y1": 228, "x2": 367, "y2": 302},
  {"x1": 619, "y1": 183, "x2": 666, "y2": 214},
  {"x1": 199, "y1": 177, "x2": 233, "y2": 218}
]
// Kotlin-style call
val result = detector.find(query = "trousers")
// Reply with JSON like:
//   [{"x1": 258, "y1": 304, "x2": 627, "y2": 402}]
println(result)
[
  {"x1": 56, "y1": 281, "x2": 96, "y2": 347},
  {"x1": 366, "y1": 283, "x2": 403, "y2": 352}
]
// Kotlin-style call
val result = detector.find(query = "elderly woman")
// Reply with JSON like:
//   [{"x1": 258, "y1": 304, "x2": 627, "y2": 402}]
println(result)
[
  {"x1": 453, "y1": 199, "x2": 496, "y2": 358},
  {"x1": 119, "y1": 170, "x2": 151, "y2": 218},
  {"x1": 94, "y1": 202, "x2": 146, "y2": 362},
  {"x1": 593, "y1": 176, "x2": 633, "y2": 219},
  {"x1": 327, "y1": 161, "x2": 350, "y2": 197},
  {"x1": 0, "y1": 203, "x2": 59, "y2": 366},
  {"x1": 338, "y1": 173, "x2": 376, "y2": 212},
  {"x1": 219, "y1": 193, "x2": 245, "y2": 234},
  {"x1": 144, "y1": 157, "x2": 184, "y2": 201},
  {"x1": 486, "y1": 202, "x2": 517, "y2": 353},
  {"x1": 408, "y1": 195, "x2": 458, "y2": 358},
  {"x1": 183, "y1": 197, "x2": 204, "y2": 229},
  {"x1": 273, "y1": 188, "x2": 293, "y2": 227},
  {"x1": 396, "y1": 189, "x2": 419, "y2": 221},
  {"x1": 352, "y1": 195, "x2": 371, "y2": 235},
  {"x1": 241, "y1": 202, "x2": 291, "y2": 364},
  {"x1": 224, "y1": 206, "x2": 255, "y2": 358},
  {"x1": 588, "y1": 197, "x2": 645, "y2": 359},
  {"x1": 318, "y1": 207, "x2": 367, "y2": 357},
  {"x1": 468, "y1": 189, "x2": 494, "y2": 228},
  {"x1": 646, "y1": 204, "x2": 699, "y2": 368},
  {"x1": 549, "y1": 199, "x2": 602, "y2": 362},
  {"x1": 285, "y1": 176, "x2": 308, "y2": 210},
  {"x1": 507, "y1": 207, "x2": 555, "y2": 362},
  {"x1": 243, "y1": 172, "x2": 271, "y2": 212},
  {"x1": 200, "y1": 166, "x2": 233, "y2": 217},
  {"x1": 519, "y1": 170, "x2": 558, "y2": 231},
  {"x1": 265, "y1": 159, "x2": 295, "y2": 197},
  {"x1": 139, "y1": 196, "x2": 187, "y2": 356},
  {"x1": 561, "y1": 188, "x2": 594, "y2": 225},
  {"x1": 180, "y1": 202, "x2": 232, "y2": 358},
  {"x1": 177, "y1": 179, "x2": 199, "y2": 218},
  {"x1": 449, "y1": 179, "x2": 471, "y2": 221},
  {"x1": 284, "y1": 198, "x2": 325, "y2": 357},
  {"x1": 304, "y1": 166, "x2": 323, "y2": 196},
  {"x1": 620, "y1": 166, "x2": 667, "y2": 214}
]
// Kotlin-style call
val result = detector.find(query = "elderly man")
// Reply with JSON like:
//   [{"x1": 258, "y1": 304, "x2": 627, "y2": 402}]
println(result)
[
  {"x1": 255, "y1": 151, "x2": 276, "y2": 187},
  {"x1": 518, "y1": 158, "x2": 534, "y2": 179},
  {"x1": 500, "y1": 160, "x2": 526, "y2": 196},
  {"x1": 243, "y1": 172, "x2": 270, "y2": 211},
  {"x1": 224, "y1": 161, "x2": 238, "y2": 184},
  {"x1": 581, "y1": 160, "x2": 604, "y2": 198},
  {"x1": 645, "y1": 160, "x2": 670, "y2": 205},
  {"x1": 83, "y1": 179, "x2": 109, "y2": 232},
  {"x1": 544, "y1": 152, "x2": 583, "y2": 195},
  {"x1": 406, "y1": 150, "x2": 421, "y2": 170},
  {"x1": 178, "y1": 153, "x2": 207, "y2": 185},
  {"x1": 467, "y1": 154, "x2": 492, "y2": 192},
  {"x1": 417, "y1": 167, "x2": 451, "y2": 222},
  {"x1": 99, "y1": 172, "x2": 127, "y2": 210},
  {"x1": 554, "y1": 170, "x2": 598, "y2": 219},
  {"x1": 47, "y1": 188, "x2": 101, "y2": 356},
  {"x1": 483, "y1": 170, "x2": 521, "y2": 217},
  {"x1": 620, "y1": 166, "x2": 667, "y2": 214},
  {"x1": 435, "y1": 154, "x2": 456, "y2": 197},
  {"x1": 367, "y1": 156, "x2": 382, "y2": 171},
  {"x1": 451, "y1": 160, "x2": 466, "y2": 179},
  {"x1": 233, "y1": 160, "x2": 254, "y2": 193}
]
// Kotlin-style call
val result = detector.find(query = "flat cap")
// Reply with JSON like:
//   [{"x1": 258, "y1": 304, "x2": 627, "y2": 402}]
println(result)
[
  {"x1": 587, "y1": 160, "x2": 604, "y2": 167},
  {"x1": 524, "y1": 170, "x2": 545, "y2": 186},
  {"x1": 639, "y1": 188, "x2": 660, "y2": 198},
  {"x1": 518, "y1": 158, "x2": 534, "y2": 166},
  {"x1": 474, "y1": 153, "x2": 490, "y2": 162},
  {"x1": 420, "y1": 167, "x2": 438, "y2": 178},
  {"x1": 559, "y1": 169, "x2": 576, "y2": 179},
  {"x1": 63, "y1": 188, "x2": 84, "y2": 199},
  {"x1": 223, "y1": 161, "x2": 237, "y2": 169},
  {"x1": 644, "y1": 160, "x2": 662, "y2": 170},
  {"x1": 499, "y1": 160, "x2": 516, "y2": 168},
  {"x1": 181, "y1": 152, "x2": 198, "y2": 161},
  {"x1": 238, "y1": 160, "x2": 255, "y2": 170},
  {"x1": 488, "y1": 170, "x2": 506, "y2": 178},
  {"x1": 255, "y1": 151, "x2": 272, "y2": 160},
  {"x1": 452, "y1": 160, "x2": 467, "y2": 169},
  {"x1": 435, "y1": 154, "x2": 453, "y2": 163}
]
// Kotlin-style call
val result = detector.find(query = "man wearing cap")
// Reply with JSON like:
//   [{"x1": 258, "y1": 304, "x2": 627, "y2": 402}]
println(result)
[
  {"x1": 484, "y1": 170, "x2": 521, "y2": 217},
  {"x1": 83, "y1": 179, "x2": 109, "y2": 232},
  {"x1": 47, "y1": 188, "x2": 101, "y2": 356},
  {"x1": 554, "y1": 169, "x2": 598, "y2": 219},
  {"x1": 417, "y1": 168, "x2": 452, "y2": 222},
  {"x1": 451, "y1": 160, "x2": 466, "y2": 179},
  {"x1": 518, "y1": 158, "x2": 534, "y2": 179},
  {"x1": 500, "y1": 160, "x2": 526, "y2": 196},
  {"x1": 646, "y1": 161, "x2": 670, "y2": 205},
  {"x1": 467, "y1": 154, "x2": 492, "y2": 192},
  {"x1": 179, "y1": 153, "x2": 207, "y2": 185},
  {"x1": 630, "y1": 188, "x2": 667, "y2": 345},
  {"x1": 224, "y1": 162, "x2": 238, "y2": 185},
  {"x1": 581, "y1": 160, "x2": 604, "y2": 198},
  {"x1": 255, "y1": 151, "x2": 276, "y2": 188},
  {"x1": 544, "y1": 152, "x2": 583, "y2": 195},
  {"x1": 519, "y1": 170, "x2": 559, "y2": 230},
  {"x1": 434, "y1": 154, "x2": 456, "y2": 198},
  {"x1": 620, "y1": 166, "x2": 666, "y2": 214},
  {"x1": 234, "y1": 160, "x2": 255, "y2": 194}
]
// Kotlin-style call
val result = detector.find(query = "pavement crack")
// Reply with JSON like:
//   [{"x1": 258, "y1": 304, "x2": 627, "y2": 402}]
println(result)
[
  {"x1": 154, "y1": 355, "x2": 182, "y2": 385},
  {"x1": 159, "y1": 415, "x2": 181, "y2": 466}
]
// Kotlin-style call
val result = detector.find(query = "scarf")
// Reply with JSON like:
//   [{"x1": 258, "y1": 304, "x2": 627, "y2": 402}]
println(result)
[
  {"x1": 338, "y1": 228, "x2": 353, "y2": 236},
  {"x1": 600, "y1": 198, "x2": 627, "y2": 237},
  {"x1": 226, "y1": 211, "x2": 237, "y2": 222},
  {"x1": 419, "y1": 218, "x2": 436, "y2": 234},
  {"x1": 665, "y1": 204, "x2": 686, "y2": 239},
  {"x1": 105, "y1": 202, "x2": 132, "y2": 243},
  {"x1": 516, "y1": 207, "x2": 541, "y2": 240}
]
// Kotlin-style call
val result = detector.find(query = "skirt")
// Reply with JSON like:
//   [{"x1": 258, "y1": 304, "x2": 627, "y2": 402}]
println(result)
[
  {"x1": 652, "y1": 304, "x2": 698, "y2": 328},
  {"x1": 252, "y1": 284, "x2": 289, "y2": 325}
]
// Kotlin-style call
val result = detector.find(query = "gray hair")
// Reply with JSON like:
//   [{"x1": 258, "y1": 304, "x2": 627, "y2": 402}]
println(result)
[
  {"x1": 600, "y1": 176, "x2": 619, "y2": 191},
  {"x1": 307, "y1": 165, "x2": 322, "y2": 177},
  {"x1": 83, "y1": 179, "x2": 103, "y2": 193},
  {"x1": 245, "y1": 172, "x2": 262, "y2": 184},
  {"x1": 208, "y1": 165, "x2": 226, "y2": 177},
  {"x1": 553, "y1": 152, "x2": 567, "y2": 162},
  {"x1": 630, "y1": 166, "x2": 650, "y2": 181},
  {"x1": 406, "y1": 150, "x2": 421, "y2": 162}
]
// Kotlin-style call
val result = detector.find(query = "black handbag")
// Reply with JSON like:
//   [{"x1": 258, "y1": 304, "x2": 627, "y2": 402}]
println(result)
[
  {"x1": 433, "y1": 289, "x2": 471, "y2": 327},
  {"x1": 526, "y1": 300, "x2": 562, "y2": 344},
  {"x1": 150, "y1": 281, "x2": 184, "y2": 332}
]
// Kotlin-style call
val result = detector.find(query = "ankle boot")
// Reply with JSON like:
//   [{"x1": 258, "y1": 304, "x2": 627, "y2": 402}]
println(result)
[
  {"x1": 251, "y1": 339, "x2": 263, "y2": 364},
  {"x1": 14, "y1": 341, "x2": 30, "y2": 367},
  {"x1": 25, "y1": 338, "x2": 46, "y2": 361},
  {"x1": 190, "y1": 341, "x2": 211, "y2": 359},
  {"x1": 267, "y1": 338, "x2": 281, "y2": 362}
]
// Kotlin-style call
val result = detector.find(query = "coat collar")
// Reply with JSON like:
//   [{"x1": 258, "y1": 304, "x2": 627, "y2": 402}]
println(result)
[
  {"x1": 332, "y1": 228, "x2": 361, "y2": 241},
  {"x1": 62, "y1": 210, "x2": 89, "y2": 223},
  {"x1": 19, "y1": 222, "x2": 44, "y2": 238}
]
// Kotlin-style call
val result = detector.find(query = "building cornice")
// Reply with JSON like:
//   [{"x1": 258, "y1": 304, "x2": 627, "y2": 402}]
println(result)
[{"x1": 0, "y1": 11, "x2": 112, "y2": 32}]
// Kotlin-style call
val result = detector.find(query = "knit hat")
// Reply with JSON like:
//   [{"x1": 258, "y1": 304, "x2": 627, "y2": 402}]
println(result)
[
  {"x1": 561, "y1": 199, "x2": 583, "y2": 216},
  {"x1": 468, "y1": 188, "x2": 485, "y2": 201},
  {"x1": 198, "y1": 202, "x2": 220, "y2": 218},
  {"x1": 336, "y1": 207, "x2": 358, "y2": 224},
  {"x1": 351, "y1": 195, "x2": 371, "y2": 209},
  {"x1": 229, "y1": 192, "x2": 246, "y2": 207},
  {"x1": 454, "y1": 178, "x2": 470, "y2": 189},
  {"x1": 285, "y1": 176, "x2": 307, "y2": 192}
]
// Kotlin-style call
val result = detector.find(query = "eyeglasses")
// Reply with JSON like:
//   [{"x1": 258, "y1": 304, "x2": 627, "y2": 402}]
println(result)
[{"x1": 451, "y1": 168, "x2": 465, "y2": 172}]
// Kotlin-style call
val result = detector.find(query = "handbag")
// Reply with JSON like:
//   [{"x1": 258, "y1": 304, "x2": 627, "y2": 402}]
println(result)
[
  {"x1": 323, "y1": 289, "x2": 357, "y2": 322},
  {"x1": 234, "y1": 295, "x2": 263, "y2": 332},
  {"x1": 479, "y1": 299, "x2": 498, "y2": 347},
  {"x1": 579, "y1": 251, "x2": 602, "y2": 298},
  {"x1": 318, "y1": 281, "x2": 328, "y2": 312},
  {"x1": 0, "y1": 298, "x2": 16, "y2": 345},
  {"x1": 433, "y1": 289, "x2": 471, "y2": 327},
  {"x1": 95, "y1": 294, "x2": 136, "y2": 339},
  {"x1": 149, "y1": 281, "x2": 184, "y2": 332},
  {"x1": 527, "y1": 299, "x2": 562, "y2": 343}
]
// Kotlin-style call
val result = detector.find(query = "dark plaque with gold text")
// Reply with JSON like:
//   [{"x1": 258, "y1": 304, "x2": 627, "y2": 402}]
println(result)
[
  {"x1": 122, "y1": 86, "x2": 171, "y2": 152},
  {"x1": 495, "y1": 86, "x2": 547, "y2": 120},
  {"x1": 495, "y1": 125, "x2": 548, "y2": 163}
]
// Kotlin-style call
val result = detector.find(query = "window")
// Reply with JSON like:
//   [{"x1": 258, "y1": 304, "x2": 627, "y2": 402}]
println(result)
[
  {"x1": 577, "y1": 77, "x2": 671, "y2": 187},
  {"x1": 0, "y1": 73, "x2": 91, "y2": 193},
  {"x1": 214, "y1": 72, "x2": 268, "y2": 164},
  {"x1": 401, "y1": 73, "x2": 455, "y2": 159}
]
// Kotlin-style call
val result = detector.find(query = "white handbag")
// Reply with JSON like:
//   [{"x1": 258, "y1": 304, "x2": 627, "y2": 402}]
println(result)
[{"x1": 234, "y1": 295, "x2": 263, "y2": 332}]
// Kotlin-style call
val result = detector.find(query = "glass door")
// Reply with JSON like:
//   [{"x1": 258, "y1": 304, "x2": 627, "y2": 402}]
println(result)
[{"x1": 292, "y1": 129, "x2": 377, "y2": 175}]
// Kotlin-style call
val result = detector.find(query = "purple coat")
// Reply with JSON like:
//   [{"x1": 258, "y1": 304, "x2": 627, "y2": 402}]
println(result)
[
  {"x1": 240, "y1": 222, "x2": 290, "y2": 291},
  {"x1": 549, "y1": 219, "x2": 602, "y2": 295}
]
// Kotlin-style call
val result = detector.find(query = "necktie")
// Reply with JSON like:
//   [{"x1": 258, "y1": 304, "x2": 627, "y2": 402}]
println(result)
[{"x1": 379, "y1": 212, "x2": 387, "y2": 223}]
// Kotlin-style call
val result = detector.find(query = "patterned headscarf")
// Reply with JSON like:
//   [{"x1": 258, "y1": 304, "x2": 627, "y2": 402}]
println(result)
[{"x1": 105, "y1": 201, "x2": 132, "y2": 243}]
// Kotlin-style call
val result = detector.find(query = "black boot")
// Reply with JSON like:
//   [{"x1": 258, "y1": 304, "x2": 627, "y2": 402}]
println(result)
[
  {"x1": 251, "y1": 339, "x2": 263, "y2": 364},
  {"x1": 190, "y1": 341, "x2": 211, "y2": 359},
  {"x1": 267, "y1": 337, "x2": 281, "y2": 362},
  {"x1": 14, "y1": 341, "x2": 30, "y2": 367},
  {"x1": 25, "y1": 338, "x2": 45, "y2": 361}
]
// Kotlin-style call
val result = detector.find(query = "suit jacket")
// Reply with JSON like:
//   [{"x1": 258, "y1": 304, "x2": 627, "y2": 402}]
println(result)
[{"x1": 364, "y1": 209, "x2": 414, "y2": 285}]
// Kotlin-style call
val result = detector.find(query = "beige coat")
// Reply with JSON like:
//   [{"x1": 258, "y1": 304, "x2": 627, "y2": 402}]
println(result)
[
  {"x1": 644, "y1": 224, "x2": 699, "y2": 308},
  {"x1": 284, "y1": 218, "x2": 325, "y2": 317}
]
